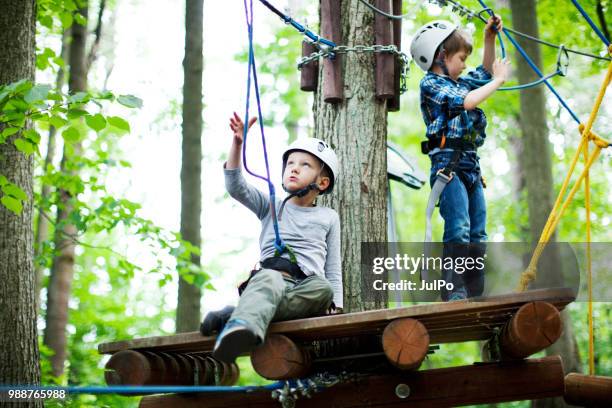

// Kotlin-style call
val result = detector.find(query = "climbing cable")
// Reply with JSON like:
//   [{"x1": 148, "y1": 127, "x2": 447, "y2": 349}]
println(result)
[
  {"x1": 258, "y1": 0, "x2": 336, "y2": 49},
  {"x1": 357, "y1": 0, "x2": 412, "y2": 20},
  {"x1": 243, "y1": 0, "x2": 289, "y2": 257}
]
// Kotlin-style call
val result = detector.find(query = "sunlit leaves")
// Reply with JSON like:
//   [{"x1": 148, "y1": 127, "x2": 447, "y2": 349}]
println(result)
[{"x1": 0, "y1": 175, "x2": 28, "y2": 215}]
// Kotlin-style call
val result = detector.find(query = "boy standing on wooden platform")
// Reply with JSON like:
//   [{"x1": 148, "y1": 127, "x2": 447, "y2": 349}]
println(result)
[
  {"x1": 411, "y1": 17, "x2": 510, "y2": 300},
  {"x1": 211, "y1": 113, "x2": 343, "y2": 363}
]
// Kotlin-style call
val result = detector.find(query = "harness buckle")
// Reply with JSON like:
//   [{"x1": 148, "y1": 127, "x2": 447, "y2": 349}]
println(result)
[{"x1": 436, "y1": 168, "x2": 454, "y2": 183}]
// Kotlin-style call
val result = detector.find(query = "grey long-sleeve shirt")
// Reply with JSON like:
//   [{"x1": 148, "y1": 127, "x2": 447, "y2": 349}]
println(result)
[{"x1": 225, "y1": 166, "x2": 343, "y2": 308}]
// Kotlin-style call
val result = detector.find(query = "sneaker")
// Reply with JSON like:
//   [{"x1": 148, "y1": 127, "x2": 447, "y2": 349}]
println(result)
[
  {"x1": 448, "y1": 292, "x2": 467, "y2": 301},
  {"x1": 212, "y1": 319, "x2": 259, "y2": 363}
]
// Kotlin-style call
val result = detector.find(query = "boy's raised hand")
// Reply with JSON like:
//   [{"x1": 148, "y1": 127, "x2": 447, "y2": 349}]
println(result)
[
  {"x1": 484, "y1": 15, "x2": 503, "y2": 40},
  {"x1": 229, "y1": 112, "x2": 257, "y2": 145},
  {"x1": 492, "y1": 58, "x2": 511, "y2": 83}
]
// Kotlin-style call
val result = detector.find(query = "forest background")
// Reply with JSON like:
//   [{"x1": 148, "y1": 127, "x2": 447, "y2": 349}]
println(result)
[{"x1": 0, "y1": 0, "x2": 610, "y2": 407}]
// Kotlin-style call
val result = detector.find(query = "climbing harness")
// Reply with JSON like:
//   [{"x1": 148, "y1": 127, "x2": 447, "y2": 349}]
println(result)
[{"x1": 299, "y1": 44, "x2": 411, "y2": 94}]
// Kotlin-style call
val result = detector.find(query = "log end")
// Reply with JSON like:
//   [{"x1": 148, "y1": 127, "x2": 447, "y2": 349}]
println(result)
[
  {"x1": 251, "y1": 334, "x2": 310, "y2": 380},
  {"x1": 382, "y1": 318, "x2": 430, "y2": 370}
]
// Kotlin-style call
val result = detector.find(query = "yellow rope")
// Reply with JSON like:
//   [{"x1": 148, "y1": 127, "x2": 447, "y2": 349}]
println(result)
[
  {"x1": 517, "y1": 50, "x2": 612, "y2": 375},
  {"x1": 517, "y1": 59, "x2": 612, "y2": 292}
]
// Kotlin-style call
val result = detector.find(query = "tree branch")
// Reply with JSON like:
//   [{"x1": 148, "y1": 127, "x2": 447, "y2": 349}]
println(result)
[
  {"x1": 596, "y1": 0, "x2": 610, "y2": 44},
  {"x1": 86, "y1": 0, "x2": 106, "y2": 72}
]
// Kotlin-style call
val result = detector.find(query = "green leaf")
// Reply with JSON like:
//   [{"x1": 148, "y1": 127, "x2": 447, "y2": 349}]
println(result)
[
  {"x1": 24, "y1": 84, "x2": 52, "y2": 103},
  {"x1": 23, "y1": 129, "x2": 41, "y2": 144},
  {"x1": 39, "y1": 15, "x2": 54, "y2": 29},
  {"x1": 60, "y1": 11, "x2": 73, "y2": 28},
  {"x1": 1, "y1": 127, "x2": 20, "y2": 137},
  {"x1": 2, "y1": 183, "x2": 28, "y2": 200},
  {"x1": 85, "y1": 113, "x2": 107, "y2": 132},
  {"x1": 74, "y1": 12, "x2": 87, "y2": 26},
  {"x1": 62, "y1": 126, "x2": 81, "y2": 143},
  {"x1": 117, "y1": 95, "x2": 143, "y2": 109},
  {"x1": 67, "y1": 108, "x2": 88, "y2": 119},
  {"x1": 14, "y1": 138, "x2": 36, "y2": 155},
  {"x1": 49, "y1": 115, "x2": 67, "y2": 129},
  {"x1": 0, "y1": 175, "x2": 8, "y2": 187},
  {"x1": 1, "y1": 195, "x2": 22, "y2": 215},
  {"x1": 107, "y1": 116, "x2": 130, "y2": 132}
]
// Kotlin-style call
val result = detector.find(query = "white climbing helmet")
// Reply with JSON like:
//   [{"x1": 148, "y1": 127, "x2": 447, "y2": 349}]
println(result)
[
  {"x1": 282, "y1": 137, "x2": 339, "y2": 194},
  {"x1": 410, "y1": 20, "x2": 458, "y2": 71}
]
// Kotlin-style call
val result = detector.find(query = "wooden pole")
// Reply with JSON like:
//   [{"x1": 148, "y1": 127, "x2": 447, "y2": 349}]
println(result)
[
  {"x1": 387, "y1": 0, "x2": 402, "y2": 111},
  {"x1": 321, "y1": 0, "x2": 343, "y2": 103},
  {"x1": 374, "y1": 0, "x2": 395, "y2": 100},
  {"x1": 499, "y1": 301, "x2": 562, "y2": 359},
  {"x1": 300, "y1": 41, "x2": 318, "y2": 92},
  {"x1": 139, "y1": 356, "x2": 565, "y2": 408},
  {"x1": 382, "y1": 318, "x2": 429, "y2": 369},
  {"x1": 564, "y1": 373, "x2": 612, "y2": 407},
  {"x1": 251, "y1": 334, "x2": 311, "y2": 380}
]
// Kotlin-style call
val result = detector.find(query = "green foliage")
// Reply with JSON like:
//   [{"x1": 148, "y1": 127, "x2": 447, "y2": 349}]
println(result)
[{"x1": 0, "y1": 79, "x2": 140, "y2": 215}]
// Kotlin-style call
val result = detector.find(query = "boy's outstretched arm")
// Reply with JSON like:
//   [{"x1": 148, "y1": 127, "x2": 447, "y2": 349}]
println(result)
[
  {"x1": 227, "y1": 112, "x2": 257, "y2": 170},
  {"x1": 483, "y1": 15, "x2": 502, "y2": 74},
  {"x1": 464, "y1": 58, "x2": 510, "y2": 110}
]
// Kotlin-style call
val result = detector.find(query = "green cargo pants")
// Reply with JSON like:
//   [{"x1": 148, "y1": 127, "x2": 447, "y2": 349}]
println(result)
[{"x1": 230, "y1": 268, "x2": 334, "y2": 342}]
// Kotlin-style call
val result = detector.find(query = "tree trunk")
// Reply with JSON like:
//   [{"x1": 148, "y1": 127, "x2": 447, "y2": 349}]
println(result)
[
  {"x1": 35, "y1": 32, "x2": 69, "y2": 306},
  {"x1": 508, "y1": 1, "x2": 582, "y2": 407},
  {"x1": 43, "y1": 4, "x2": 89, "y2": 378},
  {"x1": 0, "y1": 1, "x2": 42, "y2": 405},
  {"x1": 176, "y1": 0, "x2": 204, "y2": 332},
  {"x1": 314, "y1": 0, "x2": 388, "y2": 312}
]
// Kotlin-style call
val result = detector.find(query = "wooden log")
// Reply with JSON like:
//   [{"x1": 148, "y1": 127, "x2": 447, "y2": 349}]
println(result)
[
  {"x1": 564, "y1": 373, "x2": 612, "y2": 407},
  {"x1": 99, "y1": 288, "x2": 575, "y2": 355},
  {"x1": 374, "y1": 0, "x2": 395, "y2": 100},
  {"x1": 139, "y1": 356, "x2": 565, "y2": 408},
  {"x1": 105, "y1": 350, "x2": 157, "y2": 386},
  {"x1": 500, "y1": 301, "x2": 562, "y2": 359},
  {"x1": 251, "y1": 334, "x2": 311, "y2": 380},
  {"x1": 300, "y1": 41, "x2": 318, "y2": 92},
  {"x1": 387, "y1": 0, "x2": 402, "y2": 112},
  {"x1": 321, "y1": 0, "x2": 343, "y2": 103},
  {"x1": 382, "y1": 318, "x2": 429, "y2": 369}
]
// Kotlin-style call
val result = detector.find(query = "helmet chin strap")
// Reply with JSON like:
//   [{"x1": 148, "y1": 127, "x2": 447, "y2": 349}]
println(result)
[{"x1": 279, "y1": 182, "x2": 320, "y2": 220}]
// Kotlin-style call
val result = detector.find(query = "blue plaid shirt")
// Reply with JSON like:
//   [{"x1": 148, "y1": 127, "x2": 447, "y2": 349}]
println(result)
[{"x1": 419, "y1": 65, "x2": 492, "y2": 147}]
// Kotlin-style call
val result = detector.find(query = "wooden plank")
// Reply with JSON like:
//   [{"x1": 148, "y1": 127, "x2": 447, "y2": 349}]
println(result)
[
  {"x1": 139, "y1": 356, "x2": 565, "y2": 408},
  {"x1": 99, "y1": 288, "x2": 574, "y2": 354},
  {"x1": 387, "y1": 0, "x2": 402, "y2": 112},
  {"x1": 374, "y1": 0, "x2": 394, "y2": 99},
  {"x1": 300, "y1": 41, "x2": 318, "y2": 92},
  {"x1": 321, "y1": 0, "x2": 343, "y2": 103}
]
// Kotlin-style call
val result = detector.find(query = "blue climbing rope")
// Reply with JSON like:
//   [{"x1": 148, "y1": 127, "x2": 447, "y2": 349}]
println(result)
[
  {"x1": 476, "y1": 2, "x2": 506, "y2": 59},
  {"x1": 0, "y1": 383, "x2": 285, "y2": 395},
  {"x1": 570, "y1": 0, "x2": 610, "y2": 47},
  {"x1": 477, "y1": 0, "x2": 582, "y2": 125},
  {"x1": 258, "y1": 0, "x2": 336, "y2": 49},
  {"x1": 465, "y1": 45, "x2": 569, "y2": 91},
  {"x1": 243, "y1": 0, "x2": 287, "y2": 256}
]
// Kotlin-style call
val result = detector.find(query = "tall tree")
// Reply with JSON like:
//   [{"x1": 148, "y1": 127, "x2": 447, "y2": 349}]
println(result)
[
  {"x1": 43, "y1": 2, "x2": 90, "y2": 377},
  {"x1": 35, "y1": 32, "x2": 68, "y2": 304},
  {"x1": 176, "y1": 0, "x2": 204, "y2": 332},
  {"x1": 314, "y1": 0, "x2": 388, "y2": 312},
  {"x1": 508, "y1": 1, "x2": 582, "y2": 407},
  {"x1": 0, "y1": 0, "x2": 42, "y2": 403}
]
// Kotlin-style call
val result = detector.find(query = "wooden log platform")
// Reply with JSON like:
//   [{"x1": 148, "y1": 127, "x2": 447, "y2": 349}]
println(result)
[
  {"x1": 139, "y1": 356, "x2": 565, "y2": 408},
  {"x1": 99, "y1": 288, "x2": 575, "y2": 356},
  {"x1": 564, "y1": 373, "x2": 612, "y2": 407}
]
